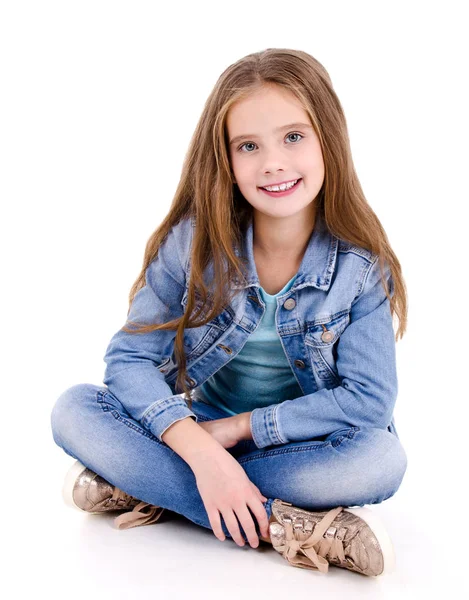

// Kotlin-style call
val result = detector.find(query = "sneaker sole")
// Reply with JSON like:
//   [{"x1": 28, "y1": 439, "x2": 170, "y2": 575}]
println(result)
[
  {"x1": 345, "y1": 506, "x2": 396, "y2": 576},
  {"x1": 62, "y1": 459, "x2": 101, "y2": 515}
]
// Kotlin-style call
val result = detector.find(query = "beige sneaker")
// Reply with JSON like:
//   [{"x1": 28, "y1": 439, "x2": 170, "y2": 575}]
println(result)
[
  {"x1": 259, "y1": 499, "x2": 396, "y2": 577},
  {"x1": 62, "y1": 460, "x2": 165, "y2": 530}
]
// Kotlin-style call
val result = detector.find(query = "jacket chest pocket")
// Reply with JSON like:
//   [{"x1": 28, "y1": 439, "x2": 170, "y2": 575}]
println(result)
[
  {"x1": 181, "y1": 289, "x2": 233, "y2": 361},
  {"x1": 304, "y1": 310, "x2": 350, "y2": 382}
]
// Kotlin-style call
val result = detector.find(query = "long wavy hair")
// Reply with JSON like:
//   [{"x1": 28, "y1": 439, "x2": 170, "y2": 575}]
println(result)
[{"x1": 121, "y1": 47, "x2": 408, "y2": 409}]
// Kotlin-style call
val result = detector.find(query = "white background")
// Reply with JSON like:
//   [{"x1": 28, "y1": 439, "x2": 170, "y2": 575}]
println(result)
[{"x1": 2, "y1": 0, "x2": 467, "y2": 597}]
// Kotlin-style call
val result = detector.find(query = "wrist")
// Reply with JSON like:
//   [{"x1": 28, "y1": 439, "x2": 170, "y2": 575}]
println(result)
[
  {"x1": 162, "y1": 416, "x2": 224, "y2": 468},
  {"x1": 236, "y1": 412, "x2": 253, "y2": 440}
]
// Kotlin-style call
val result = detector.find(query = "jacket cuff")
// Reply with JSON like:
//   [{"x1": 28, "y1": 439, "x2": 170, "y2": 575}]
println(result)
[
  {"x1": 250, "y1": 405, "x2": 286, "y2": 448},
  {"x1": 141, "y1": 395, "x2": 198, "y2": 442}
]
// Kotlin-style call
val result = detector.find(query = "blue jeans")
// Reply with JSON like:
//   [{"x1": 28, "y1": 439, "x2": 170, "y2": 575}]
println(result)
[{"x1": 50, "y1": 383, "x2": 408, "y2": 543}]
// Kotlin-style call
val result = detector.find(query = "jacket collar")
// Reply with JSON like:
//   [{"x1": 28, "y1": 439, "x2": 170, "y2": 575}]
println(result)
[{"x1": 232, "y1": 211, "x2": 339, "y2": 292}]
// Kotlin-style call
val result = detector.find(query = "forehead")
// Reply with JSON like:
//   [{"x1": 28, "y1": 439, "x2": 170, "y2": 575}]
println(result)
[{"x1": 226, "y1": 85, "x2": 308, "y2": 134}]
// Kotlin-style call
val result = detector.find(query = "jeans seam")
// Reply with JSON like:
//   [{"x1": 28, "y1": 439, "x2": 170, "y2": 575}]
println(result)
[
  {"x1": 238, "y1": 426, "x2": 361, "y2": 465},
  {"x1": 96, "y1": 389, "x2": 163, "y2": 444},
  {"x1": 238, "y1": 441, "x2": 333, "y2": 465}
]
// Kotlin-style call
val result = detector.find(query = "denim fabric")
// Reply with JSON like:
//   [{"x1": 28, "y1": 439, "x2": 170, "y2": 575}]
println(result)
[
  {"x1": 101, "y1": 212, "x2": 401, "y2": 449},
  {"x1": 50, "y1": 384, "x2": 408, "y2": 543}
]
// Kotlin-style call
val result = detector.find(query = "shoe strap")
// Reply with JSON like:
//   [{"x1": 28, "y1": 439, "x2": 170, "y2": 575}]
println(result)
[
  {"x1": 113, "y1": 502, "x2": 165, "y2": 530},
  {"x1": 273, "y1": 505, "x2": 346, "y2": 573}
]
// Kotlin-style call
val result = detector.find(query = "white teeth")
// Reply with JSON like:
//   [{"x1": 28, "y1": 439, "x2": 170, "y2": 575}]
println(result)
[{"x1": 263, "y1": 179, "x2": 298, "y2": 192}]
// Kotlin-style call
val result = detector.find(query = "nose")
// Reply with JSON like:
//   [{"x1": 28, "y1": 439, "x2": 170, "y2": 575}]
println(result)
[{"x1": 261, "y1": 145, "x2": 289, "y2": 175}]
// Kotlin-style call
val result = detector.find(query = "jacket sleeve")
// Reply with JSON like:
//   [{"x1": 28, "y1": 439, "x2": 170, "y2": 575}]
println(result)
[
  {"x1": 249, "y1": 256, "x2": 397, "y2": 449},
  {"x1": 102, "y1": 219, "x2": 198, "y2": 442}
]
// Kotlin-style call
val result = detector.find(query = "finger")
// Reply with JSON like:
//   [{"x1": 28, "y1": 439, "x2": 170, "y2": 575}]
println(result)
[
  {"x1": 248, "y1": 495, "x2": 270, "y2": 539},
  {"x1": 234, "y1": 503, "x2": 260, "y2": 548},
  {"x1": 222, "y1": 508, "x2": 245, "y2": 547},
  {"x1": 207, "y1": 507, "x2": 225, "y2": 542},
  {"x1": 251, "y1": 483, "x2": 268, "y2": 503}
]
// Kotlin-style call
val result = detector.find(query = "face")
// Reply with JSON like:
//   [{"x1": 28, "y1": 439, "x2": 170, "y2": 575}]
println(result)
[{"x1": 226, "y1": 84, "x2": 325, "y2": 221}]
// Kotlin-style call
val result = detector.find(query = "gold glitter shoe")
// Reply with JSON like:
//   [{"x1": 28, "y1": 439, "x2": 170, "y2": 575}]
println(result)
[
  {"x1": 62, "y1": 460, "x2": 165, "y2": 530},
  {"x1": 259, "y1": 499, "x2": 396, "y2": 577}
]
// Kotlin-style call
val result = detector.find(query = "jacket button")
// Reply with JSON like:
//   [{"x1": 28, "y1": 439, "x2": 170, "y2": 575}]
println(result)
[
  {"x1": 321, "y1": 331, "x2": 334, "y2": 343},
  {"x1": 294, "y1": 359, "x2": 305, "y2": 369},
  {"x1": 188, "y1": 378, "x2": 196, "y2": 387},
  {"x1": 283, "y1": 298, "x2": 296, "y2": 310},
  {"x1": 217, "y1": 344, "x2": 233, "y2": 355}
]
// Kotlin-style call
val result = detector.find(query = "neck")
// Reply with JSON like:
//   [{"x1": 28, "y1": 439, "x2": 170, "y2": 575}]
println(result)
[{"x1": 252, "y1": 207, "x2": 317, "y2": 263}]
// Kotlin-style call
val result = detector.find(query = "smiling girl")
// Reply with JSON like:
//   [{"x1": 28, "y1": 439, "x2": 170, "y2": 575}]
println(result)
[{"x1": 51, "y1": 48, "x2": 408, "y2": 578}]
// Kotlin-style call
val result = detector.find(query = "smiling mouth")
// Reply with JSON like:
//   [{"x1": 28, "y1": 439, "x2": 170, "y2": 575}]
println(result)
[
  {"x1": 259, "y1": 178, "x2": 303, "y2": 195},
  {"x1": 260, "y1": 178, "x2": 302, "y2": 192}
]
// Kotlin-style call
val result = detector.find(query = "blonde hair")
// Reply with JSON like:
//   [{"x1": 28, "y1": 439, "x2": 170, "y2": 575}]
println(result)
[{"x1": 121, "y1": 47, "x2": 408, "y2": 409}]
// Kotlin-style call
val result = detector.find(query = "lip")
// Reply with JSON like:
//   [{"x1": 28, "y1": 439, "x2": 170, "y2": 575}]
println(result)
[
  {"x1": 259, "y1": 178, "x2": 302, "y2": 198},
  {"x1": 259, "y1": 178, "x2": 300, "y2": 188}
]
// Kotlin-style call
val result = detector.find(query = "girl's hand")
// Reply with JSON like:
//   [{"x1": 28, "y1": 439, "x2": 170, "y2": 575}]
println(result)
[
  {"x1": 198, "y1": 415, "x2": 244, "y2": 449},
  {"x1": 191, "y1": 447, "x2": 269, "y2": 547}
]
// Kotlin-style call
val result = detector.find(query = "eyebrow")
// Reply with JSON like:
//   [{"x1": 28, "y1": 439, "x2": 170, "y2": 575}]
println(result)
[{"x1": 229, "y1": 122, "x2": 313, "y2": 146}]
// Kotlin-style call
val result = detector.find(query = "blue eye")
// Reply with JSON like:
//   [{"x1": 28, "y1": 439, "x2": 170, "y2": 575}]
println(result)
[
  {"x1": 239, "y1": 142, "x2": 257, "y2": 153},
  {"x1": 238, "y1": 132, "x2": 304, "y2": 153},
  {"x1": 286, "y1": 133, "x2": 303, "y2": 143}
]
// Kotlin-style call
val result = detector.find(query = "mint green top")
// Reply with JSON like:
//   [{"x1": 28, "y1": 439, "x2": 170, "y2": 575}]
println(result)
[{"x1": 196, "y1": 274, "x2": 304, "y2": 415}]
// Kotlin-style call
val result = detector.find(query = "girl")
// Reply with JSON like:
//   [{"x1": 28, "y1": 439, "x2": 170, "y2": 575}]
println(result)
[{"x1": 50, "y1": 48, "x2": 408, "y2": 578}]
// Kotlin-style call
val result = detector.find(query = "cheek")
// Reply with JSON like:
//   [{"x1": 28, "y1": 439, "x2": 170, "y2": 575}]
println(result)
[
  {"x1": 232, "y1": 161, "x2": 256, "y2": 185},
  {"x1": 230, "y1": 156, "x2": 245, "y2": 180},
  {"x1": 302, "y1": 155, "x2": 324, "y2": 181},
  {"x1": 300, "y1": 140, "x2": 324, "y2": 171}
]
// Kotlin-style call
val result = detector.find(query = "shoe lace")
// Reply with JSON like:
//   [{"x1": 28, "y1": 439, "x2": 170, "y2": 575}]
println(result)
[
  {"x1": 107, "y1": 487, "x2": 165, "y2": 530},
  {"x1": 272, "y1": 506, "x2": 347, "y2": 573}
]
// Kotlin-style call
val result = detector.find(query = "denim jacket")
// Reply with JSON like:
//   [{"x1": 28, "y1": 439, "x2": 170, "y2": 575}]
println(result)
[{"x1": 103, "y1": 212, "x2": 399, "y2": 449}]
